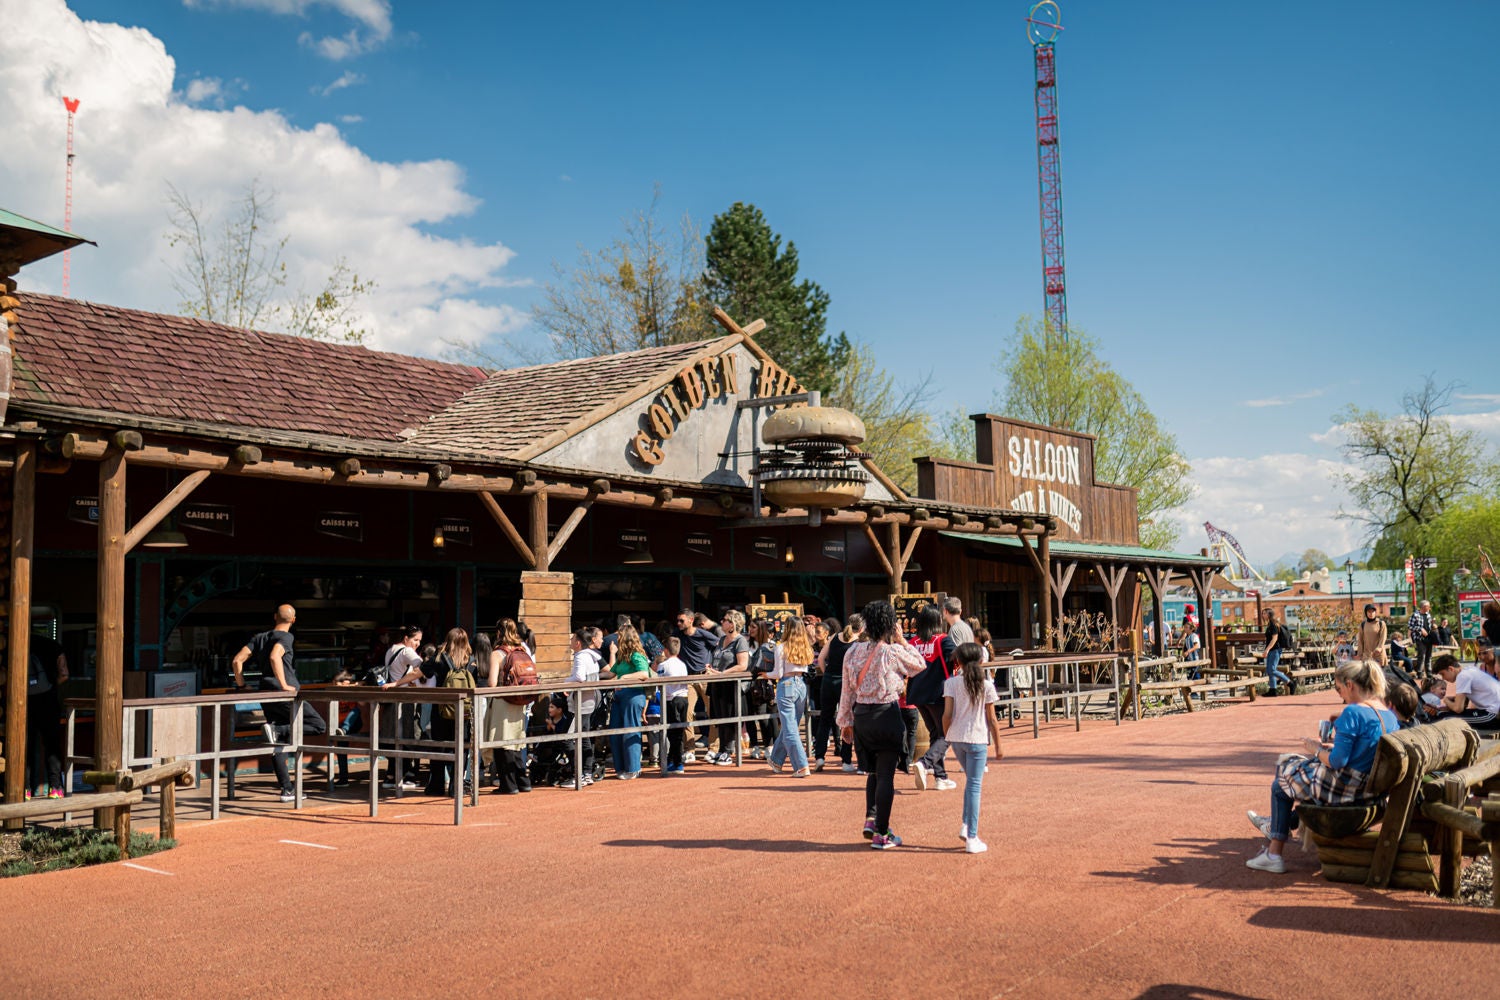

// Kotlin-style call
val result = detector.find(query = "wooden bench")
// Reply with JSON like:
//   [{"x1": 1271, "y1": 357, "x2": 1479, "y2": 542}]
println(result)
[
  {"x1": 1290, "y1": 667, "x2": 1337, "y2": 690},
  {"x1": 1301, "y1": 719, "x2": 1479, "y2": 892},
  {"x1": 0, "y1": 758, "x2": 192, "y2": 859},
  {"x1": 1137, "y1": 678, "x2": 1200, "y2": 710},
  {"x1": 1420, "y1": 742, "x2": 1500, "y2": 905},
  {"x1": 1192, "y1": 678, "x2": 1259, "y2": 706}
]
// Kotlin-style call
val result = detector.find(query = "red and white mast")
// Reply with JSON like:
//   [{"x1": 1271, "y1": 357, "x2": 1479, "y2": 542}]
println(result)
[
  {"x1": 62, "y1": 96, "x2": 80, "y2": 296},
  {"x1": 1026, "y1": 3, "x2": 1067, "y2": 341}
]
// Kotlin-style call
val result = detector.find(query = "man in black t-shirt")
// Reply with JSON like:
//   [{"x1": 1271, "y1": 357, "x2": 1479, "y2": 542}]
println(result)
[
  {"x1": 674, "y1": 608, "x2": 718, "y2": 751},
  {"x1": 232, "y1": 604, "x2": 326, "y2": 802}
]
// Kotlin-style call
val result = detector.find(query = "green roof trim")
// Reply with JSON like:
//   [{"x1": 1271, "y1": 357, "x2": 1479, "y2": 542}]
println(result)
[
  {"x1": 939, "y1": 531, "x2": 1225, "y2": 567},
  {"x1": 0, "y1": 208, "x2": 94, "y2": 270}
]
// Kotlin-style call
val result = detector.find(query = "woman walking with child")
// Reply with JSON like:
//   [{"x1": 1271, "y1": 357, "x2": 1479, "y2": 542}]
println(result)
[
  {"x1": 766, "y1": 617, "x2": 815, "y2": 777},
  {"x1": 837, "y1": 600, "x2": 928, "y2": 850},
  {"x1": 943, "y1": 642, "x2": 1004, "y2": 854},
  {"x1": 604, "y1": 622, "x2": 652, "y2": 779}
]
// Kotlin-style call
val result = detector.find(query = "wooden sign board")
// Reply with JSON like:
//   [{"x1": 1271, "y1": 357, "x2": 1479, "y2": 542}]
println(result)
[
  {"x1": 747, "y1": 602, "x2": 804, "y2": 640},
  {"x1": 891, "y1": 592, "x2": 946, "y2": 640}
]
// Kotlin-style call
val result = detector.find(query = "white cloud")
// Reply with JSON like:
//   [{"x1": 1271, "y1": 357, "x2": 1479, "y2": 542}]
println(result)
[
  {"x1": 2, "y1": 0, "x2": 521, "y2": 359},
  {"x1": 1167, "y1": 453, "x2": 1365, "y2": 568},
  {"x1": 314, "y1": 70, "x2": 363, "y2": 96},
  {"x1": 1457, "y1": 393, "x2": 1500, "y2": 405},
  {"x1": 185, "y1": 1, "x2": 393, "y2": 59},
  {"x1": 183, "y1": 76, "x2": 221, "y2": 104},
  {"x1": 338, "y1": 113, "x2": 363, "y2": 124},
  {"x1": 1242, "y1": 388, "x2": 1326, "y2": 408}
]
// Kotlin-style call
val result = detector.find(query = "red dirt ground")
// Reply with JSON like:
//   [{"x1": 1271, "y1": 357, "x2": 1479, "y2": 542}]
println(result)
[{"x1": 3, "y1": 693, "x2": 1496, "y2": 999}]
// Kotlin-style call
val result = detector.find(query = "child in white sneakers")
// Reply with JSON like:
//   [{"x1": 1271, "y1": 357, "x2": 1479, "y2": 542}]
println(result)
[
  {"x1": 658, "y1": 638, "x2": 690, "y2": 773},
  {"x1": 942, "y1": 642, "x2": 1003, "y2": 854}
]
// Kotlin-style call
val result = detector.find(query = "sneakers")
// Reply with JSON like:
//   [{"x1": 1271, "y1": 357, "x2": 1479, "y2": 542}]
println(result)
[
  {"x1": 400, "y1": 779, "x2": 419, "y2": 790},
  {"x1": 935, "y1": 778, "x2": 958, "y2": 791},
  {"x1": 960, "y1": 825, "x2": 970, "y2": 842},
  {"x1": 334, "y1": 725, "x2": 348, "y2": 736},
  {"x1": 666, "y1": 764, "x2": 685, "y2": 775},
  {"x1": 841, "y1": 763, "x2": 859, "y2": 774},
  {"x1": 870, "y1": 831, "x2": 903, "y2": 850},
  {"x1": 768, "y1": 761, "x2": 786, "y2": 774},
  {"x1": 556, "y1": 777, "x2": 578, "y2": 789},
  {"x1": 334, "y1": 777, "x2": 350, "y2": 787},
  {"x1": 47, "y1": 788, "x2": 64, "y2": 799},
  {"x1": 751, "y1": 747, "x2": 766, "y2": 760},
  {"x1": 813, "y1": 758, "x2": 825, "y2": 772},
  {"x1": 792, "y1": 767, "x2": 811, "y2": 778},
  {"x1": 262, "y1": 722, "x2": 280, "y2": 744},
  {"x1": 913, "y1": 761, "x2": 930, "y2": 790},
  {"x1": 863, "y1": 819, "x2": 877, "y2": 840},
  {"x1": 1245, "y1": 849, "x2": 1287, "y2": 873},
  {"x1": 279, "y1": 790, "x2": 296, "y2": 802},
  {"x1": 617, "y1": 771, "x2": 640, "y2": 780},
  {"x1": 682, "y1": 751, "x2": 697, "y2": 765},
  {"x1": 714, "y1": 751, "x2": 735, "y2": 767},
  {"x1": 965, "y1": 837, "x2": 989, "y2": 854},
  {"x1": 1247, "y1": 810, "x2": 1271, "y2": 838}
]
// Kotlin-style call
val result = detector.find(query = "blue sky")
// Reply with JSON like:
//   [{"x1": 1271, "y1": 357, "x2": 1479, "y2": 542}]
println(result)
[{"x1": 9, "y1": 0, "x2": 1500, "y2": 564}]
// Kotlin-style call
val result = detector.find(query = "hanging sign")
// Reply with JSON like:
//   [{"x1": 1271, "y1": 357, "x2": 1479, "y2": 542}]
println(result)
[
  {"x1": 68, "y1": 496, "x2": 99, "y2": 525},
  {"x1": 619, "y1": 529, "x2": 649, "y2": 550},
  {"x1": 821, "y1": 538, "x2": 846, "y2": 561},
  {"x1": 747, "y1": 602, "x2": 805, "y2": 639},
  {"x1": 752, "y1": 536, "x2": 780, "y2": 560},
  {"x1": 437, "y1": 516, "x2": 473, "y2": 547},
  {"x1": 316, "y1": 511, "x2": 363, "y2": 541},
  {"x1": 685, "y1": 532, "x2": 714, "y2": 556},
  {"x1": 181, "y1": 503, "x2": 235, "y2": 536},
  {"x1": 890, "y1": 592, "x2": 947, "y2": 640}
]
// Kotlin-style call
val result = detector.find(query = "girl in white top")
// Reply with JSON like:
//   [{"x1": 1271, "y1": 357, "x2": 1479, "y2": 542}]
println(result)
[{"x1": 942, "y1": 642, "x2": 1003, "y2": 854}]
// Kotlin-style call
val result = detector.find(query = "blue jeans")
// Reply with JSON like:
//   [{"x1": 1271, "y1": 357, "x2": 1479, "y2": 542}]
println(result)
[
  {"x1": 609, "y1": 689, "x2": 647, "y2": 775},
  {"x1": 1269, "y1": 775, "x2": 1297, "y2": 842},
  {"x1": 1266, "y1": 648, "x2": 1292, "y2": 692},
  {"x1": 951, "y1": 741, "x2": 988, "y2": 839},
  {"x1": 768, "y1": 675, "x2": 809, "y2": 772}
]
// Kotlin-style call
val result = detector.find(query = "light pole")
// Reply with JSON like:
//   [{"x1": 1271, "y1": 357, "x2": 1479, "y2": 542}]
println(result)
[{"x1": 1344, "y1": 559, "x2": 1355, "y2": 614}]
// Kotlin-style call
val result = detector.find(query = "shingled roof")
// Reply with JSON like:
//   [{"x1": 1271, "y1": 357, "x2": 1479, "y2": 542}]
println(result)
[
  {"x1": 407, "y1": 338, "x2": 729, "y2": 459},
  {"x1": 10, "y1": 293, "x2": 488, "y2": 443}
]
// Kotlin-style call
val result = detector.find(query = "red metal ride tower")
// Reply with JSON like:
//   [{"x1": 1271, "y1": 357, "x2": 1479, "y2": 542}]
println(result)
[
  {"x1": 62, "y1": 96, "x2": 80, "y2": 297},
  {"x1": 1026, "y1": 3, "x2": 1067, "y2": 341}
]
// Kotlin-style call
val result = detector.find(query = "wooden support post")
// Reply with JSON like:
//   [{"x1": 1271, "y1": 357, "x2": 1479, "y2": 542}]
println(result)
[
  {"x1": 1437, "y1": 776, "x2": 1465, "y2": 898},
  {"x1": 114, "y1": 801, "x2": 131, "y2": 859},
  {"x1": 1039, "y1": 533, "x2": 1053, "y2": 649},
  {"x1": 159, "y1": 756, "x2": 178, "y2": 843},
  {"x1": 121, "y1": 469, "x2": 210, "y2": 553},
  {"x1": 1141, "y1": 566, "x2": 1172, "y2": 657},
  {"x1": 530, "y1": 490, "x2": 550, "y2": 572},
  {"x1": 4, "y1": 440, "x2": 35, "y2": 827},
  {"x1": 546, "y1": 499, "x2": 594, "y2": 566},
  {"x1": 95, "y1": 449, "x2": 127, "y2": 830},
  {"x1": 477, "y1": 492, "x2": 535, "y2": 567},
  {"x1": 885, "y1": 520, "x2": 903, "y2": 595},
  {"x1": 1191, "y1": 567, "x2": 1216, "y2": 672},
  {"x1": 1017, "y1": 532, "x2": 1049, "y2": 649},
  {"x1": 862, "y1": 522, "x2": 894, "y2": 581}
]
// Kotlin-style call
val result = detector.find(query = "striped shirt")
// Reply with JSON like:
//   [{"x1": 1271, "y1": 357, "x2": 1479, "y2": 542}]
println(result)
[{"x1": 836, "y1": 640, "x2": 927, "y2": 729}]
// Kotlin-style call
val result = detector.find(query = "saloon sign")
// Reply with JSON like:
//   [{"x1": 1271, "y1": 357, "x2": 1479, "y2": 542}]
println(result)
[
  {"x1": 1002, "y1": 432, "x2": 1084, "y2": 533},
  {"x1": 630, "y1": 352, "x2": 802, "y2": 467}
]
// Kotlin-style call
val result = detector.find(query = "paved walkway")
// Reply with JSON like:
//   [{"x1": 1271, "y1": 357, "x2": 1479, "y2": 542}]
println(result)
[{"x1": 2, "y1": 691, "x2": 1496, "y2": 999}]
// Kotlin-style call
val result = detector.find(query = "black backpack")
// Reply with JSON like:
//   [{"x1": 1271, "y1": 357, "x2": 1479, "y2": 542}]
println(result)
[{"x1": 1279, "y1": 624, "x2": 1297, "y2": 651}]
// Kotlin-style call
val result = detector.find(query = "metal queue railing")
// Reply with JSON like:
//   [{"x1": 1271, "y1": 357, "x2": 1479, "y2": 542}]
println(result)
[{"x1": 59, "y1": 653, "x2": 1123, "y2": 828}]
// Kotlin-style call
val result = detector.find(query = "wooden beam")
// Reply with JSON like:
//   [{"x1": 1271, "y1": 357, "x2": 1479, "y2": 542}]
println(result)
[
  {"x1": 1039, "y1": 532, "x2": 1053, "y2": 649},
  {"x1": 121, "y1": 469, "x2": 211, "y2": 554},
  {"x1": 4, "y1": 441, "x2": 35, "y2": 828},
  {"x1": 110, "y1": 430, "x2": 143, "y2": 451},
  {"x1": 530, "y1": 490, "x2": 550, "y2": 572},
  {"x1": 429, "y1": 463, "x2": 452, "y2": 483},
  {"x1": 95, "y1": 449, "x2": 127, "y2": 830},
  {"x1": 229, "y1": 444, "x2": 262, "y2": 465},
  {"x1": 546, "y1": 498, "x2": 594, "y2": 565},
  {"x1": 335, "y1": 457, "x2": 361, "y2": 477},
  {"x1": 476, "y1": 492, "x2": 534, "y2": 567},
  {"x1": 886, "y1": 520, "x2": 903, "y2": 594},
  {"x1": 862, "y1": 522, "x2": 895, "y2": 580},
  {"x1": 1050, "y1": 559, "x2": 1078, "y2": 624},
  {"x1": 899, "y1": 524, "x2": 923, "y2": 571}
]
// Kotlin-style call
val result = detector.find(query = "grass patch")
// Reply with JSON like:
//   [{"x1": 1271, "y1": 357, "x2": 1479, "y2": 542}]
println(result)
[{"x1": 1, "y1": 826, "x2": 176, "y2": 878}]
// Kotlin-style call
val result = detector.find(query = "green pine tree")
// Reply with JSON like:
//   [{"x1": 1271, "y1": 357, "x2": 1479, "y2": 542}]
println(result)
[{"x1": 702, "y1": 202, "x2": 850, "y2": 394}]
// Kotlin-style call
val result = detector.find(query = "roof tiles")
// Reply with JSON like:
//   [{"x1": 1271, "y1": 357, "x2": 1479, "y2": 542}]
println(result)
[{"x1": 12, "y1": 293, "x2": 489, "y2": 443}]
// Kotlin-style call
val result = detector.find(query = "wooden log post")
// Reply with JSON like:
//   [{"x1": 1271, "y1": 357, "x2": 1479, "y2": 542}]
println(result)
[
  {"x1": 114, "y1": 798, "x2": 131, "y2": 859},
  {"x1": 95, "y1": 448, "x2": 128, "y2": 830},
  {"x1": 159, "y1": 756, "x2": 179, "y2": 843},
  {"x1": 530, "y1": 490, "x2": 549, "y2": 572},
  {"x1": 4, "y1": 440, "x2": 34, "y2": 827}
]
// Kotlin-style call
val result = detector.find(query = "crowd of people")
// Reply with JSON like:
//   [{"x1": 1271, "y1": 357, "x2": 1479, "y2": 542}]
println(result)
[{"x1": 225, "y1": 596, "x2": 1006, "y2": 851}]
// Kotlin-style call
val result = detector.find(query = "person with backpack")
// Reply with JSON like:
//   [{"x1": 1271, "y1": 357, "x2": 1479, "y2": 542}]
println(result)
[
  {"x1": 907, "y1": 606, "x2": 959, "y2": 791},
  {"x1": 419, "y1": 628, "x2": 474, "y2": 796},
  {"x1": 230, "y1": 604, "x2": 326, "y2": 803},
  {"x1": 1260, "y1": 609, "x2": 1296, "y2": 697},
  {"x1": 374, "y1": 625, "x2": 425, "y2": 789},
  {"x1": 486, "y1": 619, "x2": 536, "y2": 794}
]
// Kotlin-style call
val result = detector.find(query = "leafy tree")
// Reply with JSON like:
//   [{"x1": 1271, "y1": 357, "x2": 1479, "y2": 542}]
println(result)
[
  {"x1": 1268, "y1": 561, "x2": 1298, "y2": 581},
  {"x1": 824, "y1": 342, "x2": 937, "y2": 493},
  {"x1": 1399, "y1": 493, "x2": 1500, "y2": 614},
  {"x1": 996, "y1": 317, "x2": 1194, "y2": 550},
  {"x1": 525, "y1": 187, "x2": 714, "y2": 363},
  {"x1": 1335, "y1": 377, "x2": 1497, "y2": 540},
  {"x1": 164, "y1": 179, "x2": 373, "y2": 344},
  {"x1": 702, "y1": 202, "x2": 849, "y2": 394},
  {"x1": 1298, "y1": 548, "x2": 1332, "y2": 573}
]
